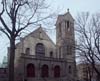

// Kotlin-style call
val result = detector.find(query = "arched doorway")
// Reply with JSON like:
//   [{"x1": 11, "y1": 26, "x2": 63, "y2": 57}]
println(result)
[
  {"x1": 26, "y1": 63, "x2": 35, "y2": 77},
  {"x1": 41, "y1": 64, "x2": 49, "y2": 77},
  {"x1": 54, "y1": 65, "x2": 60, "y2": 78}
]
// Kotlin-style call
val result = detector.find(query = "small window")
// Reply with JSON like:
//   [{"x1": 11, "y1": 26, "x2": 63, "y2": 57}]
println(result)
[
  {"x1": 25, "y1": 48, "x2": 30, "y2": 55},
  {"x1": 65, "y1": 21, "x2": 67, "y2": 28},
  {"x1": 65, "y1": 21, "x2": 70, "y2": 31},
  {"x1": 50, "y1": 51, "x2": 53, "y2": 57},
  {"x1": 59, "y1": 47, "x2": 61, "y2": 58},
  {"x1": 67, "y1": 45, "x2": 72, "y2": 55},
  {"x1": 67, "y1": 21, "x2": 69, "y2": 28},
  {"x1": 69, "y1": 66, "x2": 72, "y2": 74},
  {"x1": 59, "y1": 23, "x2": 62, "y2": 37},
  {"x1": 4, "y1": 69, "x2": 6, "y2": 74},
  {"x1": 59, "y1": 23, "x2": 61, "y2": 28}
]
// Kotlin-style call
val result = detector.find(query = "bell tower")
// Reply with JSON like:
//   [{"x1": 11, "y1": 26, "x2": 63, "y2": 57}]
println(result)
[
  {"x1": 56, "y1": 10, "x2": 77, "y2": 80},
  {"x1": 56, "y1": 10, "x2": 75, "y2": 59}
]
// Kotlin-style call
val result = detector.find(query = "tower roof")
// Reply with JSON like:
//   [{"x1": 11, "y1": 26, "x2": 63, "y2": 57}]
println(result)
[{"x1": 55, "y1": 10, "x2": 74, "y2": 25}]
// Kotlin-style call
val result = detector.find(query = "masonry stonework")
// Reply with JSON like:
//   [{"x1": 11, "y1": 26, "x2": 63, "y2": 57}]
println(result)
[{"x1": 11, "y1": 11, "x2": 77, "y2": 81}]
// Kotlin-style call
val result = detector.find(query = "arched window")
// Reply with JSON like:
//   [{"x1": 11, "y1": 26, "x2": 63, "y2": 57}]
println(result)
[
  {"x1": 65, "y1": 21, "x2": 70, "y2": 31},
  {"x1": 54, "y1": 65, "x2": 60, "y2": 78},
  {"x1": 25, "y1": 48, "x2": 30, "y2": 55},
  {"x1": 41, "y1": 65, "x2": 49, "y2": 77},
  {"x1": 35, "y1": 43, "x2": 45, "y2": 57},
  {"x1": 27, "y1": 63, "x2": 35, "y2": 77}
]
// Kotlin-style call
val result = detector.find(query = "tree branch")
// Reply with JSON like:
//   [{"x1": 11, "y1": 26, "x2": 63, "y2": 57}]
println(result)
[
  {"x1": 0, "y1": 0, "x2": 5, "y2": 16},
  {"x1": 0, "y1": 27, "x2": 10, "y2": 39},
  {"x1": 0, "y1": 16, "x2": 11, "y2": 34}
]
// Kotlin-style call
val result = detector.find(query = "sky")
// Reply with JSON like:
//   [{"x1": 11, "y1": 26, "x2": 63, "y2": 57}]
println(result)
[{"x1": 0, "y1": 0, "x2": 100, "y2": 63}]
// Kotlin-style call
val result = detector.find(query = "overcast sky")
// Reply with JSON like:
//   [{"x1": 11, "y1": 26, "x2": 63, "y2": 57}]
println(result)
[{"x1": 0, "y1": 0, "x2": 100, "y2": 63}]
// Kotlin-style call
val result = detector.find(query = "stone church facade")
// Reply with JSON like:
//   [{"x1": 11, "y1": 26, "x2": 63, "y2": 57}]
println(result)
[{"x1": 11, "y1": 11, "x2": 77, "y2": 81}]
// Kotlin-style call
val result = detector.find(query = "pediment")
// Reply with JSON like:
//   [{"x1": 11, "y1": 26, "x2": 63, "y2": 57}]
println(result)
[{"x1": 26, "y1": 27, "x2": 55, "y2": 45}]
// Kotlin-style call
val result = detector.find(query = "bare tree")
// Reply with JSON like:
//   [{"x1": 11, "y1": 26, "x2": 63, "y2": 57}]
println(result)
[
  {"x1": 0, "y1": 0, "x2": 55, "y2": 81},
  {"x1": 75, "y1": 12, "x2": 100, "y2": 81}
]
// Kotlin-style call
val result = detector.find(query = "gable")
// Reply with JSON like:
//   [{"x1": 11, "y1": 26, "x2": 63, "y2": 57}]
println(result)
[
  {"x1": 25, "y1": 27, "x2": 55, "y2": 45},
  {"x1": 63, "y1": 12, "x2": 74, "y2": 22}
]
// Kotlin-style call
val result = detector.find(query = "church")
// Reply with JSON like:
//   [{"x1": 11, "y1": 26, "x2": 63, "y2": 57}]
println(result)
[{"x1": 11, "y1": 10, "x2": 77, "y2": 81}]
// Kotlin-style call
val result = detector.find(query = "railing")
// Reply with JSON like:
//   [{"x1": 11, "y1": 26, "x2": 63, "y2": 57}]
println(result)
[
  {"x1": 20, "y1": 53, "x2": 66, "y2": 62},
  {"x1": 26, "y1": 77, "x2": 68, "y2": 81}
]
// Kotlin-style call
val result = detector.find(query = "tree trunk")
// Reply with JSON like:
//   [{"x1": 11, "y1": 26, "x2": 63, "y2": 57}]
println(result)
[
  {"x1": 8, "y1": 37, "x2": 15, "y2": 81},
  {"x1": 97, "y1": 74, "x2": 100, "y2": 81}
]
